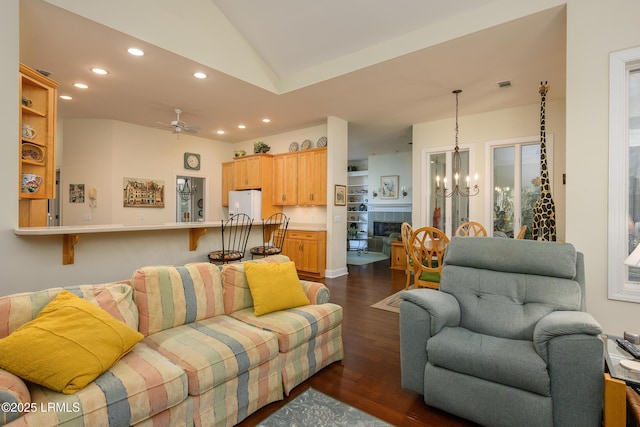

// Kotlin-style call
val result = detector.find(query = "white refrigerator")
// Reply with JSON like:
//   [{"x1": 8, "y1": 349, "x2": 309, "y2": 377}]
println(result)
[{"x1": 228, "y1": 190, "x2": 262, "y2": 220}]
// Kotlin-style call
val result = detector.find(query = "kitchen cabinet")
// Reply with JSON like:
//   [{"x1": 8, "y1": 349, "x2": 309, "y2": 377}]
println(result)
[
  {"x1": 221, "y1": 161, "x2": 234, "y2": 207},
  {"x1": 234, "y1": 154, "x2": 269, "y2": 190},
  {"x1": 232, "y1": 153, "x2": 280, "y2": 218},
  {"x1": 282, "y1": 230, "x2": 326, "y2": 278},
  {"x1": 272, "y1": 152, "x2": 298, "y2": 205},
  {"x1": 19, "y1": 63, "x2": 58, "y2": 227},
  {"x1": 297, "y1": 148, "x2": 327, "y2": 205}
]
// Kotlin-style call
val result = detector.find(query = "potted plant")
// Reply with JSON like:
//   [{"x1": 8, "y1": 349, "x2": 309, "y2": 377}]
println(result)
[{"x1": 253, "y1": 141, "x2": 270, "y2": 154}]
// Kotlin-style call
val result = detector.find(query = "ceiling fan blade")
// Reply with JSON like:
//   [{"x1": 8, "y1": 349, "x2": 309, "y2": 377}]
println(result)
[{"x1": 184, "y1": 125, "x2": 201, "y2": 132}]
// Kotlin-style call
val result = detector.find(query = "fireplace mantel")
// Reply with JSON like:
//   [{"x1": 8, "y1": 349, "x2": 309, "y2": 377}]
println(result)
[{"x1": 367, "y1": 203, "x2": 412, "y2": 212}]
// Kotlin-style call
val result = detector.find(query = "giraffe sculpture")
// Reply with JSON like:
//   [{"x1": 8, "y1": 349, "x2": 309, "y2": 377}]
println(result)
[{"x1": 532, "y1": 81, "x2": 556, "y2": 241}]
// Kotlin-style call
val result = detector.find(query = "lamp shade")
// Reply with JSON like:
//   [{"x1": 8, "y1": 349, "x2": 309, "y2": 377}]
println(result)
[{"x1": 624, "y1": 243, "x2": 640, "y2": 267}]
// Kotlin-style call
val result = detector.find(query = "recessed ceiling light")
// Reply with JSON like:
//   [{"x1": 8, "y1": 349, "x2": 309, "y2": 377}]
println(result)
[
  {"x1": 74, "y1": 83, "x2": 88, "y2": 89},
  {"x1": 217, "y1": 130, "x2": 225, "y2": 135},
  {"x1": 59, "y1": 95, "x2": 72, "y2": 100},
  {"x1": 91, "y1": 67, "x2": 108, "y2": 75},
  {"x1": 238, "y1": 124, "x2": 246, "y2": 129},
  {"x1": 193, "y1": 72, "x2": 207, "y2": 79},
  {"x1": 262, "y1": 118, "x2": 271, "y2": 123},
  {"x1": 127, "y1": 47, "x2": 144, "y2": 56}
]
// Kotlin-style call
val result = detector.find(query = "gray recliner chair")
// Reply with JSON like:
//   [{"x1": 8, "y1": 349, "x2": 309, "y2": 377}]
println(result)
[{"x1": 399, "y1": 237, "x2": 603, "y2": 427}]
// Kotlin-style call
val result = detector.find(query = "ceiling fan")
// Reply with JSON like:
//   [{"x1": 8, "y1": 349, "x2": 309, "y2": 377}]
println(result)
[{"x1": 157, "y1": 108, "x2": 201, "y2": 135}]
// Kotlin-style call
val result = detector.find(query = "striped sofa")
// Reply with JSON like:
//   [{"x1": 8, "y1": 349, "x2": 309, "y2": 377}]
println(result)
[{"x1": 0, "y1": 255, "x2": 343, "y2": 427}]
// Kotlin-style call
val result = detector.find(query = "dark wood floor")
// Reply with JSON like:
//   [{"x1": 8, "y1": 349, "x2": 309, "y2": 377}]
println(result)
[{"x1": 238, "y1": 258, "x2": 476, "y2": 427}]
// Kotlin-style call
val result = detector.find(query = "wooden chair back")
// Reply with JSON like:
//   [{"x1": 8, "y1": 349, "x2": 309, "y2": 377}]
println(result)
[
  {"x1": 400, "y1": 222, "x2": 414, "y2": 289},
  {"x1": 516, "y1": 225, "x2": 527, "y2": 239},
  {"x1": 455, "y1": 221, "x2": 487, "y2": 237},
  {"x1": 409, "y1": 226, "x2": 450, "y2": 290}
]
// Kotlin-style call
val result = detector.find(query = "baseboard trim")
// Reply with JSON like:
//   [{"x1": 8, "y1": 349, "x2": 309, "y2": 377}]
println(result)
[{"x1": 325, "y1": 266, "x2": 348, "y2": 278}]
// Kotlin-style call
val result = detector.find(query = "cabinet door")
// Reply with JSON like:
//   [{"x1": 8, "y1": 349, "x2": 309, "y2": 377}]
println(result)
[
  {"x1": 221, "y1": 161, "x2": 235, "y2": 206},
  {"x1": 298, "y1": 149, "x2": 327, "y2": 205},
  {"x1": 273, "y1": 153, "x2": 298, "y2": 205},
  {"x1": 235, "y1": 156, "x2": 260, "y2": 189}
]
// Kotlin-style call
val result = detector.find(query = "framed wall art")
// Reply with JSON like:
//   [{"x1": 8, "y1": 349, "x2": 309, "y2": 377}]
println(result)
[
  {"x1": 380, "y1": 175, "x2": 399, "y2": 199},
  {"x1": 334, "y1": 184, "x2": 346, "y2": 206},
  {"x1": 123, "y1": 177, "x2": 165, "y2": 208}
]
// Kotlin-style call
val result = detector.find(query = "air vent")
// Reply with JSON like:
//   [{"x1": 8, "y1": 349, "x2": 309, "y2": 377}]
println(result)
[{"x1": 497, "y1": 80, "x2": 512, "y2": 88}]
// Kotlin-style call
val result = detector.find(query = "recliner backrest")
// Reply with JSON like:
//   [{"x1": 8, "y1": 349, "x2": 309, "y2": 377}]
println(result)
[{"x1": 441, "y1": 237, "x2": 584, "y2": 341}]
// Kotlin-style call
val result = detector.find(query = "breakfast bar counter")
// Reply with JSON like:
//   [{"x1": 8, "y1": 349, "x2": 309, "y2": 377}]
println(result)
[{"x1": 14, "y1": 220, "x2": 328, "y2": 266}]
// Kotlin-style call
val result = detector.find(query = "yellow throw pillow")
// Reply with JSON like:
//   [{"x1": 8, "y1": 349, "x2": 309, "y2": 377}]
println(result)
[
  {"x1": 0, "y1": 290, "x2": 143, "y2": 394},
  {"x1": 244, "y1": 261, "x2": 310, "y2": 316}
]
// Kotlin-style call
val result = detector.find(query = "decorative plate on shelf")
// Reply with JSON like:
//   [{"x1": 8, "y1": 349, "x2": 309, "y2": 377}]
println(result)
[
  {"x1": 301, "y1": 139, "x2": 312, "y2": 150},
  {"x1": 289, "y1": 141, "x2": 299, "y2": 152},
  {"x1": 21, "y1": 142, "x2": 44, "y2": 163},
  {"x1": 317, "y1": 136, "x2": 327, "y2": 147}
]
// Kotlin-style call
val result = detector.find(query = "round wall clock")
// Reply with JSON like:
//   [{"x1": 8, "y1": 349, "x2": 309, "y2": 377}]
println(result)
[{"x1": 184, "y1": 152, "x2": 201, "y2": 170}]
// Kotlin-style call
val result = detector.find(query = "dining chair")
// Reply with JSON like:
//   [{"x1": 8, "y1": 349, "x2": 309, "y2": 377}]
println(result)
[
  {"x1": 408, "y1": 226, "x2": 450, "y2": 290},
  {"x1": 208, "y1": 213, "x2": 253, "y2": 264},
  {"x1": 249, "y1": 212, "x2": 290, "y2": 259},
  {"x1": 455, "y1": 221, "x2": 487, "y2": 237},
  {"x1": 400, "y1": 222, "x2": 414, "y2": 289},
  {"x1": 516, "y1": 225, "x2": 527, "y2": 239}
]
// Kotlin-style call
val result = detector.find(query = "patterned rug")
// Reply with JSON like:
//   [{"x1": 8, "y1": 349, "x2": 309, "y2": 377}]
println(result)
[
  {"x1": 370, "y1": 287, "x2": 414, "y2": 313},
  {"x1": 256, "y1": 388, "x2": 392, "y2": 426}
]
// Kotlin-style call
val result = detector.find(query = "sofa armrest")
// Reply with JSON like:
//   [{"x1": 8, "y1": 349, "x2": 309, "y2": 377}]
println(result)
[
  {"x1": 0, "y1": 368, "x2": 30, "y2": 426},
  {"x1": 400, "y1": 289, "x2": 460, "y2": 335},
  {"x1": 300, "y1": 280, "x2": 330, "y2": 304},
  {"x1": 399, "y1": 289, "x2": 460, "y2": 394},
  {"x1": 533, "y1": 311, "x2": 602, "y2": 363}
]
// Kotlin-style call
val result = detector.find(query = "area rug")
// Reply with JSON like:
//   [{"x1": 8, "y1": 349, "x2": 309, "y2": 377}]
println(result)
[
  {"x1": 370, "y1": 286, "x2": 414, "y2": 313},
  {"x1": 346, "y1": 251, "x2": 388, "y2": 266},
  {"x1": 256, "y1": 388, "x2": 392, "y2": 426}
]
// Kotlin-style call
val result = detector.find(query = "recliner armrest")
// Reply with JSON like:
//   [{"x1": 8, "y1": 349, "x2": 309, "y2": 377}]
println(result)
[
  {"x1": 533, "y1": 311, "x2": 602, "y2": 363},
  {"x1": 400, "y1": 289, "x2": 460, "y2": 335}
]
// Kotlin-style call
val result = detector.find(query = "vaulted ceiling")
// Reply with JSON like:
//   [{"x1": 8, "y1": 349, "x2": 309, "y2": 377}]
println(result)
[{"x1": 20, "y1": 0, "x2": 566, "y2": 160}]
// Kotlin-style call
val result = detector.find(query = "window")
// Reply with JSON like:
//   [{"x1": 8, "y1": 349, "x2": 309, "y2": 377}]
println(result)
[
  {"x1": 423, "y1": 146, "x2": 473, "y2": 236},
  {"x1": 487, "y1": 137, "x2": 549, "y2": 239},
  {"x1": 609, "y1": 47, "x2": 640, "y2": 302}
]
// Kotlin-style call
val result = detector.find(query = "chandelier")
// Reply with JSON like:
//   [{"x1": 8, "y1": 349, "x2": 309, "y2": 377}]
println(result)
[
  {"x1": 177, "y1": 178, "x2": 197, "y2": 201},
  {"x1": 435, "y1": 89, "x2": 479, "y2": 198}
]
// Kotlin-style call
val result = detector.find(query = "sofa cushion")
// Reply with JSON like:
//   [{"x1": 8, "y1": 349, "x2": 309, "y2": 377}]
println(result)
[
  {"x1": 0, "y1": 369, "x2": 30, "y2": 426},
  {"x1": 132, "y1": 263, "x2": 225, "y2": 336},
  {"x1": 143, "y1": 316, "x2": 280, "y2": 396},
  {"x1": 0, "y1": 282, "x2": 139, "y2": 338},
  {"x1": 16, "y1": 342, "x2": 188, "y2": 426},
  {"x1": 245, "y1": 261, "x2": 310, "y2": 315},
  {"x1": 0, "y1": 291, "x2": 143, "y2": 394},
  {"x1": 221, "y1": 255, "x2": 291, "y2": 313},
  {"x1": 428, "y1": 327, "x2": 550, "y2": 396},
  {"x1": 229, "y1": 303, "x2": 343, "y2": 353}
]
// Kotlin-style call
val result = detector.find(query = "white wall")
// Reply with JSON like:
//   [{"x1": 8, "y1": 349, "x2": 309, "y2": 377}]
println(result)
[
  {"x1": 368, "y1": 151, "x2": 413, "y2": 206},
  {"x1": 565, "y1": 0, "x2": 640, "y2": 333},
  {"x1": 412, "y1": 100, "x2": 566, "y2": 235},
  {"x1": 61, "y1": 119, "x2": 232, "y2": 225}
]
